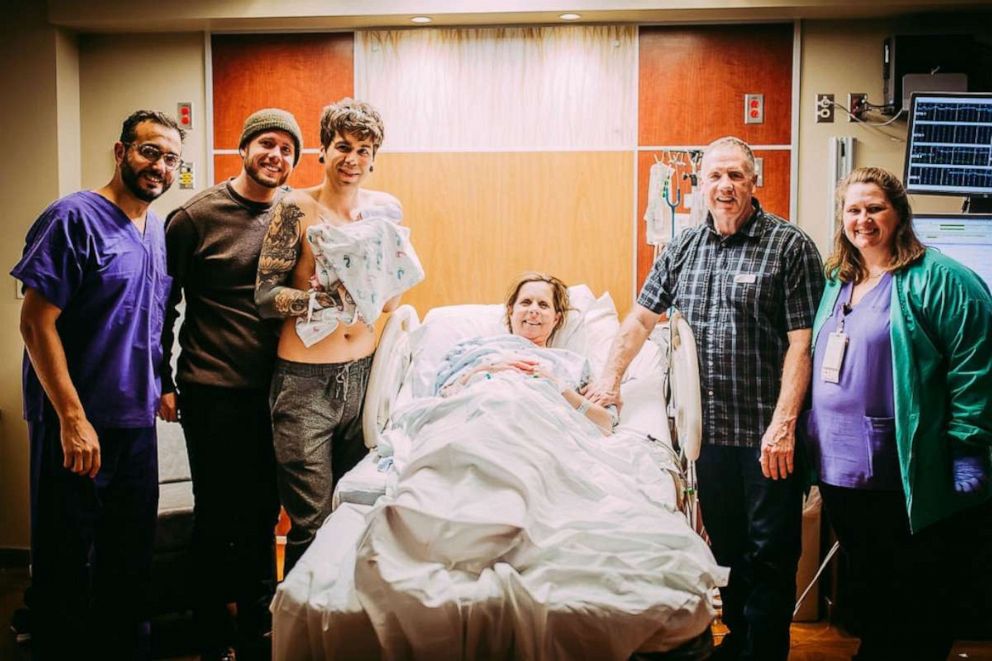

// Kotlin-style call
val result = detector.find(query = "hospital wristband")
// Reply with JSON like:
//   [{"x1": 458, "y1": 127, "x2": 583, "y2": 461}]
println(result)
[{"x1": 575, "y1": 398, "x2": 592, "y2": 415}]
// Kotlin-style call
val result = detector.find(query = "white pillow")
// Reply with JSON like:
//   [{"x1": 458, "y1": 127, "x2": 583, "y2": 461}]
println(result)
[
  {"x1": 550, "y1": 284, "x2": 597, "y2": 350},
  {"x1": 567, "y1": 292, "x2": 620, "y2": 376},
  {"x1": 406, "y1": 284, "x2": 615, "y2": 399},
  {"x1": 407, "y1": 304, "x2": 504, "y2": 398}
]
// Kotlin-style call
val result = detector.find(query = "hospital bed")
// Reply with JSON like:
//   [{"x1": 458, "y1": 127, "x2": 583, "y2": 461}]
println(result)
[{"x1": 270, "y1": 286, "x2": 720, "y2": 660}]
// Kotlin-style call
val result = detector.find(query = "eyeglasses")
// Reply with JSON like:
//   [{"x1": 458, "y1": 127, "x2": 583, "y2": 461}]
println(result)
[{"x1": 126, "y1": 142, "x2": 183, "y2": 171}]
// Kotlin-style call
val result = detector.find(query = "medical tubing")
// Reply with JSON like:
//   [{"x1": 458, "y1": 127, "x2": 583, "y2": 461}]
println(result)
[{"x1": 793, "y1": 541, "x2": 840, "y2": 617}]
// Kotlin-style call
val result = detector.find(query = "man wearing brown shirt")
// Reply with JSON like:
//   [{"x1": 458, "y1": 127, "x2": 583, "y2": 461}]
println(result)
[{"x1": 159, "y1": 108, "x2": 302, "y2": 661}]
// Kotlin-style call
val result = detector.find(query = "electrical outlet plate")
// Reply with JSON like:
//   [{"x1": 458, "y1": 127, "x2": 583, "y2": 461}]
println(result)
[
  {"x1": 744, "y1": 93, "x2": 764, "y2": 124},
  {"x1": 816, "y1": 93, "x2": 835, "y2": 123},
  {"x1": 848, "y1": 92, "x2": 867, "y2": 122},
  {"x1": 177, "y1": 101, "x2": 193, "y2": 130}
]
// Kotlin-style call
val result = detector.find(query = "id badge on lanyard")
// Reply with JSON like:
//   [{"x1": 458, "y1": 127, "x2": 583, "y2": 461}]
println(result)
[
  {"x1": 821, "y1": 330, "x2": 847, "y2": 383},
  {"x1": 821, "y1": 285, "x2": 853, "y2": 384}
]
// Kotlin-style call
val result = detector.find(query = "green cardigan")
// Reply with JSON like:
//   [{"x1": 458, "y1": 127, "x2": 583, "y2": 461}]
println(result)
[{"x1": 812, "y1": 249, "x2": 992, "y2": 532}]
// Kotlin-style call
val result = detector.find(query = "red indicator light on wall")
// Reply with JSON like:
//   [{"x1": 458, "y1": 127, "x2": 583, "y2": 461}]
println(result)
[{"x1": 177, "y1": 102, "x2": 194, "y2": 130}]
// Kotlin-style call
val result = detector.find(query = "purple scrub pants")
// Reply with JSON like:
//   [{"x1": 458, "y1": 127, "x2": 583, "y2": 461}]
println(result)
[{"x1": 28, "y1": 418, "x2": 158, "y2": 660}]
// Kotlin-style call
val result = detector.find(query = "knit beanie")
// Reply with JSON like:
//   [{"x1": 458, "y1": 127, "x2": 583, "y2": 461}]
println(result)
[{"x1": 239, "y1": 108, "x2": 303, "y2": 165}]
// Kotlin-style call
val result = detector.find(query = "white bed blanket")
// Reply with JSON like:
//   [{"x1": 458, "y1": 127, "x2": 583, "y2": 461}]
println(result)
[{"x1": 351, "y1": 376, "x2": 728, "y2": 660}]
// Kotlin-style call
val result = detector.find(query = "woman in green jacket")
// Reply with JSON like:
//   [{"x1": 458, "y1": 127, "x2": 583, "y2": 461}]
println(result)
[{"x1": 805, "y1": 167, "x2": 992, "y2": 660}]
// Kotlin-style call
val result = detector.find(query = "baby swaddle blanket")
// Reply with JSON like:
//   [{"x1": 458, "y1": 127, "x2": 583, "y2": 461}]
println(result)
[{"x1": 296, "y1": 201, "x2": 424, "y2": 348}]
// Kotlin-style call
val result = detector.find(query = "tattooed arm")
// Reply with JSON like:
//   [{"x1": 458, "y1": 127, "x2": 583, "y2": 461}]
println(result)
[{"x1": 255, "y1": 199, "x2": 335, "y2": 319}]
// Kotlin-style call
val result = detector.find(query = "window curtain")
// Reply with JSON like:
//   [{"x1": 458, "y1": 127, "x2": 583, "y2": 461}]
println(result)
[{"x1": 355, "y1": 26, "x2": 637, "y2": 151}]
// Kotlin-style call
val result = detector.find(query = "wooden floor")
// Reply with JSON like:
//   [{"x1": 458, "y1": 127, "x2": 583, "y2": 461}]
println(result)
[{"x1": 2, "y1": 563, "x2": 990, "y2": 660}]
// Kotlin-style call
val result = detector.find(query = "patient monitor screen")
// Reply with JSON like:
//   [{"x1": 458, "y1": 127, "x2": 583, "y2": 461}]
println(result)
[
  {"x1": 904, "y1": 93, "x2": 992, "y2": 196},
  {"x1": 913, "y1": 214, "x2": 992, "y2": 291}
]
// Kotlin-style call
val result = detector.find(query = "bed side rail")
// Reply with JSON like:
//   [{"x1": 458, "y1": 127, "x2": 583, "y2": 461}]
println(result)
[{"x1": 362, "y1": 304, "x2": 420, "y2": 449}]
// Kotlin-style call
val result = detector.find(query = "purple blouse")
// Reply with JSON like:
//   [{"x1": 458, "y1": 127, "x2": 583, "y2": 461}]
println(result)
[
  {"x1": 11, "y1": 191, "x2": 171, "y2": 428},
  {"x1": 808, "y1": 274, "x2": 901, "y2": 490}
]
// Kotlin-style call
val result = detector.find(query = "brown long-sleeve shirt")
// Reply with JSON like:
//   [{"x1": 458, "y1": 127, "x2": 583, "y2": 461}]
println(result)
[{"x1": 161, "y1": 180, "x2": 286, "y2": 392}]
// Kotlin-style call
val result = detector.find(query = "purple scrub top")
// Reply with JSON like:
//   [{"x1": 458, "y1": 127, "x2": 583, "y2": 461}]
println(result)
[
  {"x1": 808, "y1": 274, "x2": 901, "y2": 490},
  {"x1": 11, "y1": 191, "x2": 171, "y2": 428}
]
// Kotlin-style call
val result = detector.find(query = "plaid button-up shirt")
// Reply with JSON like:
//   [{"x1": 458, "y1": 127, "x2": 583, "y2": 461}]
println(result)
[{"x1": 638, "y1": 200, "x2": 824, "y2": 448}]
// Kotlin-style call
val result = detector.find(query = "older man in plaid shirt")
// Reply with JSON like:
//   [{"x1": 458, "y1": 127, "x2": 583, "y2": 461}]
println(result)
[{"x1": 588, "y1": 136, "x2": 824, "y2": 661}]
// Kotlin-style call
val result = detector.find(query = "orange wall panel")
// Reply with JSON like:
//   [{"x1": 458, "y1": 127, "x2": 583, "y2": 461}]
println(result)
[
  {"x1": 752, "y1": 150, "x2": 792, "y2": 219},
  {"x1": 635, "y1": 149, "x2": 792, "y2": 290},
  {"x1": 211, "y1": 33, "x2": 354, "y2": 151},
  {"x1": 638, "y1": 24, "x2": 793, "y2": 146}
]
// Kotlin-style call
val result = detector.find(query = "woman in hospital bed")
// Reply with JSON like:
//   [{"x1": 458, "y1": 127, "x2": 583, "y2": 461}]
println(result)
[
  {"x1": 436, "y1": 272, "x2": 618, "y2": 434},
  {"x1": 350, "y1": 271, "x2": 728, "y2": 660}
]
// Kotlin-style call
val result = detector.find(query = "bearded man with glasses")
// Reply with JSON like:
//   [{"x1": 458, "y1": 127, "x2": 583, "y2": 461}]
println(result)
[{"x1": 12, "y1": 109, "x2": 184, "y2": 660}]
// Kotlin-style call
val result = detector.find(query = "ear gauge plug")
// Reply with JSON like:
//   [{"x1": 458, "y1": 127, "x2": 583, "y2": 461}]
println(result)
[
  {"x1": 318, "y1": 155, "x2": 324, "y2": 163},
  {"x1": 369, "y1": 164, "x2": 374, "y2": 172}
]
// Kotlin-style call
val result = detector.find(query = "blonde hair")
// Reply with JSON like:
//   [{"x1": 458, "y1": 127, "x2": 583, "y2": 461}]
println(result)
[
  {"x1": 824, "y1": 167, "x2": 925, "y2": 283},
  {"x1": 503, "y1": 271, "x2": 571, "y2": 345}
]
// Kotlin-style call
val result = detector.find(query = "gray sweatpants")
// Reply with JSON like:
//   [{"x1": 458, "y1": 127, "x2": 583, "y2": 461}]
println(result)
[{"x1": 269, "y1": 354, "x2": 373, "y2": 575}]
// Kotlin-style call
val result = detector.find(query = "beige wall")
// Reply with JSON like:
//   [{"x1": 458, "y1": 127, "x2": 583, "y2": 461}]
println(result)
[
  {"x1": 55, "y1": 29, "x2": 81, "y2": 196},
  {"x1": 0, "y1": 2, "x2": 78, "y2": 551},
  {"x1": 796, "y1": 15, "x2": 989, "y2": 253},
  {"x1": 79, "y1": 32, "x2": 207, "y2": 209}
]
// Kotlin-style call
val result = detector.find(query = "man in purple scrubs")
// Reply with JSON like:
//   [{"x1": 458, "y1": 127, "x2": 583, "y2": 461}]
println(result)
[{"x1": 12, "y1": 110, "x2": 184, "y2": 659}]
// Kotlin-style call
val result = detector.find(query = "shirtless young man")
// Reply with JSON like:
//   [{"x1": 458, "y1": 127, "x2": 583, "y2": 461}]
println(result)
[{"x1": 255, "y1": 98, "x2": 401, "y2": 573}]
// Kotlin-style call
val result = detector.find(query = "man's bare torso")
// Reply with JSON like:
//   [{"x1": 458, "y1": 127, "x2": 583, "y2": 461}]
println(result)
[{"x1": 276, "y1": 185, "x2": 400, "y2": 364}]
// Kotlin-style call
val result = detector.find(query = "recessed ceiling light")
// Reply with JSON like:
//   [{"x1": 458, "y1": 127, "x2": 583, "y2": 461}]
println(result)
[
  {"x1": 559, "y1": 13, "x2": 581, "y2": 21},
  {"x1": 410, "y1": 16, "x2": 432, "y2": 24}
]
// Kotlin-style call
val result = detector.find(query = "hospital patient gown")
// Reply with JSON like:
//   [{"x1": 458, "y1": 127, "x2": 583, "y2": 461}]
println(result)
[
  {"x1": 354, "y1": 335, "x2": 728, "y2": 660},
  {"x1": 432, "y1": 335, "x2": 589, "y2": 396}
]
